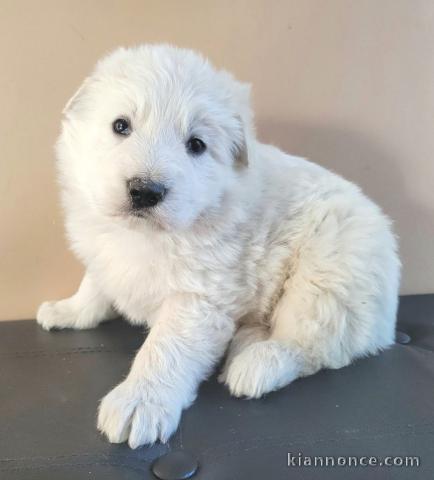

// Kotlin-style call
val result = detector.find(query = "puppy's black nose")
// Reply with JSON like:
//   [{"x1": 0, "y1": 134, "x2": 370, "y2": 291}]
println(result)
[{"x1": 127, "y1": 178, "x2": 167, "y2": 209}]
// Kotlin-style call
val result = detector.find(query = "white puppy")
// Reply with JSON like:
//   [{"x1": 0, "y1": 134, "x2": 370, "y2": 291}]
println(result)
[{"x1": 37, "y1": 45, "x2": 400, "y2": 449}]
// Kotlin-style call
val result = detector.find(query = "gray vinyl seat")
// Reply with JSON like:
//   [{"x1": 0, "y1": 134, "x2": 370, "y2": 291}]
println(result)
[{"x1": 1, "y1": 295, "x2": 433, "y2": 479}]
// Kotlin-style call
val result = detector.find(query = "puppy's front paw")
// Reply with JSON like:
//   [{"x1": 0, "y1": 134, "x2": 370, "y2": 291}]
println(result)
[
  {"x1": 97, "y1": 380, "x2": 181, "y2": 449},
  {"x1": 36, "y1": 300, "x2": 75, "y2": 331},
  {"x1": 223, "y1": 340, "x2": 299, "y2": 398},
  {"x1": 37, "y1": 299, "x2": 102, "y2": 331}
]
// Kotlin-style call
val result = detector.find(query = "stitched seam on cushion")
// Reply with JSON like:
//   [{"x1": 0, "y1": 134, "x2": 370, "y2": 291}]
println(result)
[
  {"x1": 0, "y1": 448, "x2": 171, "y2": 465},
  {"x1": 0, "y1": 453, "x2": 136, "y2": 463},
  {"x1": 0, "y1": 348, "x2": 134, "y2": 359},
  {"x1": 0, "y1": 461, "x2": 146, "y2": 473}
]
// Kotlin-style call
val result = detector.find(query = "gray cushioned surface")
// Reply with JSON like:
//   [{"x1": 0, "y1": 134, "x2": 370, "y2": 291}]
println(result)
[{"x1": 1, "y1": 295, "x2": 433, "y2": 479}]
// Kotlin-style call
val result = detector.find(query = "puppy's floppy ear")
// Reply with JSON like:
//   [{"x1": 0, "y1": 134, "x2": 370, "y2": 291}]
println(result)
[
  {"x1": 62, "y1": 77, "x2": 94, "y2": 118},
  {"x1": 232, "y1": 116, "x2": 249, "y2": 167},
  {"x1": 230, "y1": 81, "x2": 253, "y2": 168}
]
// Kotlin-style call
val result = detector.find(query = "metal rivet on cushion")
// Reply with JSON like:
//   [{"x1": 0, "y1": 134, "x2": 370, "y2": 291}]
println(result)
[
  {"x1": 396, "y1": 331, "x2": 411, "y2": 344},
  {"x1": 152, "y1": 450, "x2": 199, "y2": 480}
]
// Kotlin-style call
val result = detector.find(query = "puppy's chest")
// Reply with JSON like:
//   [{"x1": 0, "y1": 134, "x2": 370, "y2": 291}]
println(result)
[
  {"x1": 92, "y1": 234, "x2": 187, "y2": 324},
  {"x1": 91, "y1": 220, "x2": 297, "y2": 324}
]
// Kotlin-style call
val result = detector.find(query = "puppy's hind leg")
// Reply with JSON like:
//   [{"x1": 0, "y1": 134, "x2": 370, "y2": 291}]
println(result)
[
  {"x1": 222, "y1": 283, "x2": 346, "y2": 399},
  {"x1": 223, "y1": 206, "x2": 398, "y2": 399},
  {"x1": 218, "y1": 322, "x2": 269, "y2": 385},
  {"x1": 37, "y1": 271, "x2": 116, "y2": 331},
  {"x1": 221, "y1": 315, "x2": 304, "y2": 399}
]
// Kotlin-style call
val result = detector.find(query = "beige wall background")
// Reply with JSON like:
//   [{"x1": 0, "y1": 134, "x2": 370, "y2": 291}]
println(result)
[{"x1": 1, "y1": 0, "x2": 433, "y2": 320}]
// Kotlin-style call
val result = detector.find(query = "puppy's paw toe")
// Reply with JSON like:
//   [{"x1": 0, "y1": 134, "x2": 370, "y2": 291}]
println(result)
[
  {"x1": 98, "y1": 380, "x2": 181, "y2": 449},
  {"x1": 128, "y1": 402, "x2": 178, "y2": 448},
  {"x1": 223, "y1": 340, "x2": 299, "y2": 398},
  {"x1": 36, "y1": 301, "x2": 68, "y2": 331}
]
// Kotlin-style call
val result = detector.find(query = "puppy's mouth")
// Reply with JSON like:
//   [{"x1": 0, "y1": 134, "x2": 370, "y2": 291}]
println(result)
[
  {"x1": 129, "y1": 210, "x2": 147, "y2": 218},
  {"x1": 122, "y1": 206, "x2": 168, "y2": 231}
]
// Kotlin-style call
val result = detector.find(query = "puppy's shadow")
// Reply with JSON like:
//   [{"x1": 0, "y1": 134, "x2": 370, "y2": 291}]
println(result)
[{"x1": 256, "y1": 118, "x2": 434, "y2": 294}]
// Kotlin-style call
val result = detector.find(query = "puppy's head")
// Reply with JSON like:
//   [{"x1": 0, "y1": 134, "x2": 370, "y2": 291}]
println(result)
[{"x1": 58, "y1": 45, "x2": 253, "y2": 231}]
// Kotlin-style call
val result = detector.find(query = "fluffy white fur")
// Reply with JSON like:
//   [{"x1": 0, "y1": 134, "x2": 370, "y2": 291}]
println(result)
[{"x1": 37, "y1": 45, "x2": 400, "y2": 449}]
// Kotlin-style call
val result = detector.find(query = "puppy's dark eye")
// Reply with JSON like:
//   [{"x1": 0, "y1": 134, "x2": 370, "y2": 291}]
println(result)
[
  {"x1": 112, "y1": 118, "x2": 131, "y2": 136},
  {"x1": 186, "y1": 137, "x2": 207, "y2": 155}
]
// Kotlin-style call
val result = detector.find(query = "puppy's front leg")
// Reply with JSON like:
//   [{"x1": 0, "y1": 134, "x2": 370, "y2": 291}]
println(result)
[
  {"x1": 37, "y1": 271, "x2": 116, "y2": 330},
  {"x1": 97, "y1": 294, "x2": 234, "y2": 448}
]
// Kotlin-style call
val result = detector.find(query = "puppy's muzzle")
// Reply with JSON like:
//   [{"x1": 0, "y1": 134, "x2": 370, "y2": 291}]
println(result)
[{"x1": 127, "y1": 178, "x2": 168, "y2": 209}]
